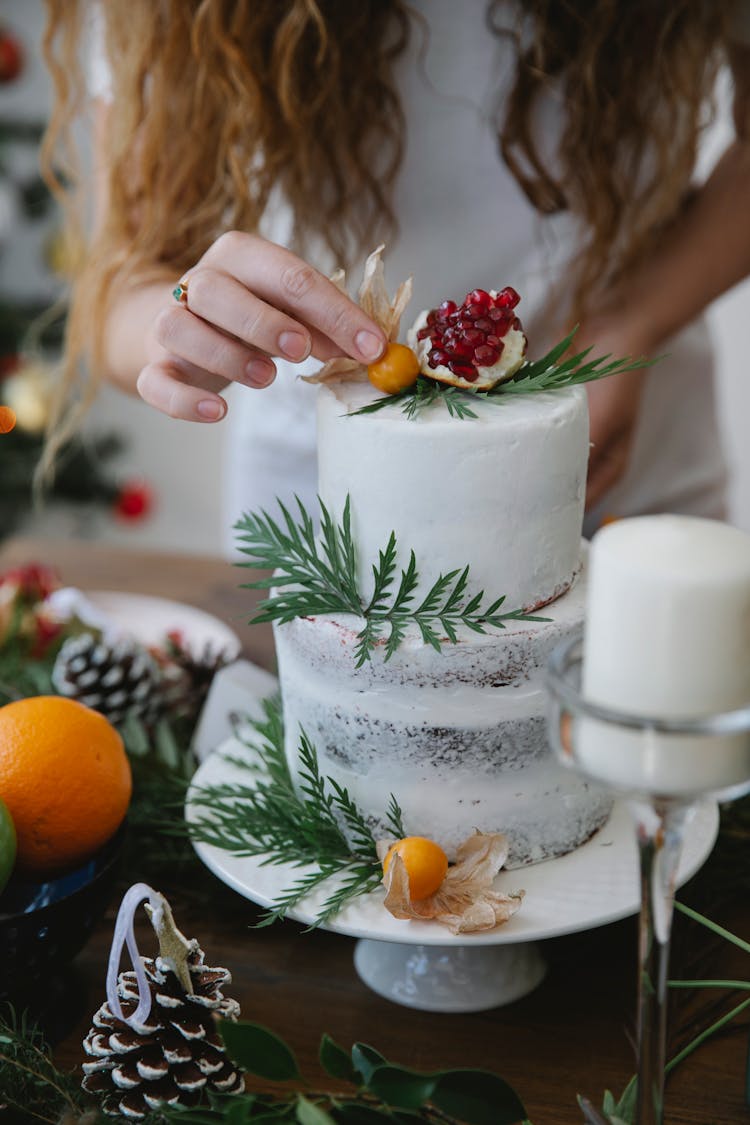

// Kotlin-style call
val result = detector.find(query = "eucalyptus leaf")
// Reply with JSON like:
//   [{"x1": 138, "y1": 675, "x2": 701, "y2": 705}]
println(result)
[
  {"x1": 319, "y1": 1033, "x2": 360, "y2": 1085},
  {"x1": 218, "y1": 1019, "x2": 300, "y2": 1082},
  {"x1": 296, "y1": 1094, "x2": 338, "y2": 1125},
  {"x1": 350, "y1": 1043, "x2": 387, "y2": 1085},
  {"x1": 155, "y1": 717, "x2": 182, "y2": 769},
  {"x1": 120, "y1": 712, "x2": 152, "y2": 757},
  {"x1": 364, "y1": 1064, "x2": 437, "y2": 1109},
  {"x1": 431, "y1": 1068, "x2": 528, "y2": 1125}
]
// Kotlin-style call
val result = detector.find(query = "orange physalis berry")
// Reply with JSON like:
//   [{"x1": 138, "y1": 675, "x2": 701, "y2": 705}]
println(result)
[
  {"x1": 0, "y1": 406, "x2": 16, "y2": 434},
  {"x1": 367, "y1": 342, "x2": 420, "y2": 394},
  {"x1": 382, "y1": 836, "x2": 449, "y2": 901}
]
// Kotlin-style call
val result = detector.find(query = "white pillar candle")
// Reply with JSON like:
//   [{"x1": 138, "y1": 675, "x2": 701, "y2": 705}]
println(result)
[{"x1": 578, "y1": 515, "x2": 750, "y2": 796}]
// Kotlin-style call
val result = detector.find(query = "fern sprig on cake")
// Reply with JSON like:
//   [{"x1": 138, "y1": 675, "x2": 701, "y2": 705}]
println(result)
[
  {"x1": 351, "y1": 326, "x2": 655, "y2": 419},
  {"x1": 236, "y1": 496, "x2": 548, "y2": 668}
]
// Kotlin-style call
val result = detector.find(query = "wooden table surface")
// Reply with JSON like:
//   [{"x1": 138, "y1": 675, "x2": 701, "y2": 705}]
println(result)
[{"x1": 2, "y1": 535, "x2": 749, "y2": 1125}]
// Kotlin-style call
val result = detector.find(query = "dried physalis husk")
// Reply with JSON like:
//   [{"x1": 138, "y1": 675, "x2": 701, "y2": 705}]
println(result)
[
  {"x1": 303, "y1": 244, "x2": 413, "y2": 385},
  {"x1": 377, "y1": 832, "x2": 524, "y2": 935}
]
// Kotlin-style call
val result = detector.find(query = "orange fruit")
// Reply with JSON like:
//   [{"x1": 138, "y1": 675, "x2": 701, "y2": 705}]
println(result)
[
  {"x1": 368, "y1": 343, "x2": 420, "y2": 394},
  {"x1": 0, "y1": 406, "x2": 16, "y2": 434},
  {"x1": 382, "y1": 836, "x2": 448, "y2": 901},
  {"x1": 0, "y1": 696, "x2": 131, "y2": 875}
]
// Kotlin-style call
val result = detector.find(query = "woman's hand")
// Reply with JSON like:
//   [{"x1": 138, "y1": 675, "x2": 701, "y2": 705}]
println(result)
[{"x1": 136, "y1": 232, "x2": 387, "y2": 422}]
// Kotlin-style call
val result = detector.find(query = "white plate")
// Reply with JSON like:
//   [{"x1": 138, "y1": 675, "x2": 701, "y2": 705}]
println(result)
[
  {"x1": 188, "y1": 741, "x2": 719, "y2": 947},
  {"x1": 84, "y1": 591, "x2": 241, "y2": 659}
]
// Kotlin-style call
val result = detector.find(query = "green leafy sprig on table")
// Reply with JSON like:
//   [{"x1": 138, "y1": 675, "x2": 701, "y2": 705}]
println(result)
[
  {"x1": 187, "y1": 696, "x2": 405, "y2": 927},
  {"x1": 236, "y1": 496, "x2": 548, "y2": 668},
  {"x1": 2, "y1": 892, "x2": 750, "y2": 1125},
  {"x1": 0, "y1": 1009, "x2": 530, "y2": 1125},
  {"x1": 349, "y1": 328, "x2": 656, "y2": 420}
]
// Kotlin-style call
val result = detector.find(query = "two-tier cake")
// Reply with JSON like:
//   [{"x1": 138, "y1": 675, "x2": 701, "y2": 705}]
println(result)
[{"x1": 273, "y1": 368, "x2": 611, "y2": 867}]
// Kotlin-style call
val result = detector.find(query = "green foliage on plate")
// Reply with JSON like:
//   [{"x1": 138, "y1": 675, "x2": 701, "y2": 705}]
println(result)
[{"x1": 186, "y1": 696, "x2": 405, "y2": 927}]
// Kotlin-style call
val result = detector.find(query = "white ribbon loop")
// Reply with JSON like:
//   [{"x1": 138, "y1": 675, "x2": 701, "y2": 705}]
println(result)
[{"x1": 106, "y1": 882, "x2": 162, "y2": 1030}]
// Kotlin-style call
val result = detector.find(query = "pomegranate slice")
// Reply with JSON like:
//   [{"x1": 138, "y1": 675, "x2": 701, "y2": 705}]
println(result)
[{"x1": 409, "y1": 287, "x2": 528, "y2": 391}]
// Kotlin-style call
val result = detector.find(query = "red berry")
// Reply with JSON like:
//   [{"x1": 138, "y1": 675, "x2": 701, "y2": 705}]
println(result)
[
  {"x1": 0, "y1": 31, "x2": 23, "y2": 84},
  {"x1": 115, "y1": 480, "x2": 154, "y2": 521}
]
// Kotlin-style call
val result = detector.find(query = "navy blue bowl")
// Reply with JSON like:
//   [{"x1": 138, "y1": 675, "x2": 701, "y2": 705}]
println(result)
[{"x1": 0, "y1": 827, "x2": 124, "y2": 1001}]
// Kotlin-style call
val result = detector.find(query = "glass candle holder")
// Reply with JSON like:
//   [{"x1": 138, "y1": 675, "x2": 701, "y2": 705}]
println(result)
[{"x1": 547, "y1": 634, "x2": 750, "y2": 1125}]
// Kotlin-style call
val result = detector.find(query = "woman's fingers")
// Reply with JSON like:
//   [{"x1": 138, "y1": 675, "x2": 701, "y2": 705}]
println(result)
[
  {"x1": 201, "y1": 232, "x2": 387, "y2": 363},
  {"x1": 153, "y1": 304, "x2": 277, "y2": 388},
  {"x1": 184, "y1": 267, "x2": 312, "y2": 362},
  {"x1": 136, "y1": 359, "x2": 231, "y2": 423}
]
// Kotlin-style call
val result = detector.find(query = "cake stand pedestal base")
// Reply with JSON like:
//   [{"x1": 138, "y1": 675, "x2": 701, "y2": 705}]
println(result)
[{"x1": 353, "y1": 938, "x2": 546, "y2": 1012}]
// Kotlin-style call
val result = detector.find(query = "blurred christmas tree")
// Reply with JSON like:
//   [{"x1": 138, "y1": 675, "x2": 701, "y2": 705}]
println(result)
[{"x1": 0, "y1": 22, "x2": 147, "y2": 541}]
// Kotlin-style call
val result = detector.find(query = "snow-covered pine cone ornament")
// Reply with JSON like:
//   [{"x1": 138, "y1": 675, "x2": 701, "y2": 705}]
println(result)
[
  {"x1": 52, "y1": 633, "x2": 162, "y2": 725},
  {"x1": 410, "y1": 286, "x2": 528, "y2": 390},
  {"x1": 159, "y1": 634, "x2": 231, "y2": 725},
  {"x1": 82, "y1": 888, "x2": 244, "y2": 1119}
]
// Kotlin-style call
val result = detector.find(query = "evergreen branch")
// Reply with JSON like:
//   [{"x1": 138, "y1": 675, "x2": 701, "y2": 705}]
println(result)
[
  {"x1": 237, "y1": 496, "x2": 547, "y2": 668},
  {"x1": 186, "y1": 710, "x2": 394, "y2": 926},
  {"x1": 385, "y1": 794, "x2": 407, "y2": 839},
  {"x1": 347, "y1": 327, "x2": 657, "y2": 420},
  {"x1": 327, "y1": 778, "x2": 380, "y2": 859}
]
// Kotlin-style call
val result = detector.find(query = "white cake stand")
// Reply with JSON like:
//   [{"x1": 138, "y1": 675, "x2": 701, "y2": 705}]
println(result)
[{"x1": 187, "y1": 745, "x2": 719, "y2": 1013}]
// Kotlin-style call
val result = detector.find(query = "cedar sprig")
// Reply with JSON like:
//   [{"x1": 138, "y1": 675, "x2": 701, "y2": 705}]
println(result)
[
  {"x1": 236, "y1": 496, "x2": 547, "y2": 668},
  {"x1": 349, "y1": 327, "x2": 656, "y2": 419},
  {"x1": 187, "y1": 699, "x2": 395, "y2": 926}
]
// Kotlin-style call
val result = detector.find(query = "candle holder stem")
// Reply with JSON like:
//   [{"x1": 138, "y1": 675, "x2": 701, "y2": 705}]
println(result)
[{"x1": 631, "y1": 798, "x2": 689, "y2": 1125}]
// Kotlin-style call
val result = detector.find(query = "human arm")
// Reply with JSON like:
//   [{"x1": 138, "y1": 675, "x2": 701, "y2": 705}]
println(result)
[
  {"x1": 90, "y1": 103, "x2": 387, "y2": 424},
  {"x1": 583, "y1": 43, "x2": 750, "y2": 510}
]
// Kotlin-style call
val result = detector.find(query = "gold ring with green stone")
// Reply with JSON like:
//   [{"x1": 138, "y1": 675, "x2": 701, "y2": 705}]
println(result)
[{"x1": 172, "y1": 279, "x2": 189, "y2": 306}]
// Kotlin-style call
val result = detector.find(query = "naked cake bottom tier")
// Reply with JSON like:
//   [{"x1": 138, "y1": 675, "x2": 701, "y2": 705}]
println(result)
[{"x1": 274, "y1": 555, "x2": 611, "y2": 868}]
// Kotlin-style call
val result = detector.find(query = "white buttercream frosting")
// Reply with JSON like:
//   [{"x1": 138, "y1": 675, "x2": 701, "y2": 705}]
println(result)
[{"x1": 316, "y1": 381, "x2": 589, "y2": 610}]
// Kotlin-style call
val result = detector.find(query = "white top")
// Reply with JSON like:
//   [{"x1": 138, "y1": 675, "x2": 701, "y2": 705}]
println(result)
[{"x1": 90, "y1": 1, "x2": 736, "y2": 548}]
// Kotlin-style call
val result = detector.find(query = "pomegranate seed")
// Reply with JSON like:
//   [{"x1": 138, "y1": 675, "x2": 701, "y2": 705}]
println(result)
[
  {"x1": 474, "y1": 345, "x2": 500, "y2": 365},
  {"x1": 494, "y1": 287, "x2": 520, "y2": 309},
  {"x1": 452, "y1": 363, "x2": 479, "y2": 381},
  {"x1": 466, "y1": 289, "x2": 491, "y2": 308},
  {"x1": 420, "y1": 286, "x2": 524, "y2": 383}
]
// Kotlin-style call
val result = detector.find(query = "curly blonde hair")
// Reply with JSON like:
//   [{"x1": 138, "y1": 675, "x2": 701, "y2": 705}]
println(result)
[{"x1": 40, "y1": 0, "x2": 730, "y2": 463}]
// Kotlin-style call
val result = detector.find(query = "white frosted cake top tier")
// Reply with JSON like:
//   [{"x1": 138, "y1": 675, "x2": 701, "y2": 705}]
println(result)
[{"x1": 317, "y1": 381, "x2": 589, "y2": 610}]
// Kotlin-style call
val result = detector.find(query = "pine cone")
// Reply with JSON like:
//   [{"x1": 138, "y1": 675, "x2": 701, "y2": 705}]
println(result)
[
  {"x1": 159, "y1": 634, "x2": 231, "y2": 724},
  {"x1": 52, "y1": 633, "x2": 162, "y2": 725},
  {"x1": 81, "y1": 945, "x2": 244, "y2": 1119}
]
